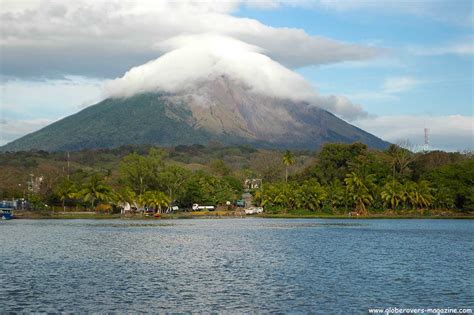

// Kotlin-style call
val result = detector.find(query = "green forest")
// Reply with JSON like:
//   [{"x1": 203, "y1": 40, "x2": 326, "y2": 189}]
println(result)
[{"x1": 1, "y1": 142, "x2": 473, "y2": 216}]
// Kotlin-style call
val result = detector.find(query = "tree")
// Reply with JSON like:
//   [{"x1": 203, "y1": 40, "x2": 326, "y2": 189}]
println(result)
[
  {"x1": 424, "y1": 159, "x2": 474, "y2": 209},
  {"x1": 387, "y1": 140, "x2": 417, "y2": 180},
  {"x1": 433, "y1": 187, "x2": 455, "y2": 209},
  {"x1": 28, "y1": 193, "x2": 48, "y2": 210},
  {"x1": 269, "y1": 182, "x2": 296, "y2": 211},
  {"x1": 344, "y1": 172, "x2": 374, "y2": 215},
  {"x1": 114, "y1": 187, "x2": 137, "y2": 207},
  {"x1": 54, "y1": 178, "x2": 77, "y2": 211},
  {"x1": 380, "y1": 179, "x2": 405, "y2": 210},
  {"x1": 404, "y1": 180, "x2": 433, "y2": 210},
  {"x1": 256, "y1": 182, "x2": 291, "y2": 211},
  {"x1": 296, "y1": 180, "x2": 327, "y2": 211},
  {"x1": 251, "y1": 151, "x2": 284, "y2": 182},
  {"x1": 256, "y1": 180, "x2": 327, "y2": 212},
  {"x1": 348, "y1": 151, "x2": 391, "y2": 183},
  {"x1": 180, "y1": 172, "x2": 237, "y2": 207},
  {"x1": 282, "y1": 150, "x2": 295, "y2": 182},
  {"x1": 79, "y1": 175, "x2": 114, "y2": 209},
  {"x1": 222, "y1": 175, "x2": 244, "y2": 197},
  {"x1": 158, "y1": 165, "x2": 191, "y2": 201},
  {"x1": 325, "y1": 179, "x2": 346, "y2": 212},
  {"x1": 119, "y1": 153, "x2": 149, "y2": 195},
  {"x1": 209, "y1": 159, "x2": 232, "y2": 176},
  {"x1": 312, "y1": 142, "x2": 368, "y2": 184},
  {"x1": 119, "y1": 148, "x2": 166, "y2": 194},
  {"x1": 139, "y1": 191, "x2": 170, "y2": 214},
  {"x1": 411, "y1": 150, "x2": 464, "y2": 181}
]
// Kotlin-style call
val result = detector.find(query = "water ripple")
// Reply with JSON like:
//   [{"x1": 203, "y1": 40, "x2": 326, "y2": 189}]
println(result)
[{"x1": 0, "y1": 218, "x2": 472, "y2": 312}]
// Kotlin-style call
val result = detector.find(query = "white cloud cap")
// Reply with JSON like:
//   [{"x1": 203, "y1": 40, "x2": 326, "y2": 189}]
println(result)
[
  {"x1": 104, "y1": 34, "x2": 369, "y2": 121},
  {"x1": 105, "y1": 34, "x2": 315, "y2": 101}
]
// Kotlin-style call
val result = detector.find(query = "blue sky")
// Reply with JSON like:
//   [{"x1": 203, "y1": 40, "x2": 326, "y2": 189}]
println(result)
[
  {"x1": 236, "y1": 3, "x2": 473, "y2": 117},
  {"x1": 0, "y1": 0, "x2": 472, "y2": 151}
]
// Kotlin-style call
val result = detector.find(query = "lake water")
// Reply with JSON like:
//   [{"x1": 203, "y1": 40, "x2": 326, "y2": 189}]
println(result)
[{"x1": 1, "y1": 219, "x2": 472, "y2": 313}]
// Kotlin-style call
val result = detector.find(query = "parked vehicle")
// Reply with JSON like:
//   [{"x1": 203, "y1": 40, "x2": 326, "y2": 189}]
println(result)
[
  {"x1": 235, "y1": 199, "x2": 246, "y2": 207},
  {"x1": 192, "y1": 203, "x2": 215, "y2": 211},
  {"x1": 244, "y1": 207, "x2": 263, "y2": 215},
  {"x1": 166, "y1": 206, "x2": 179, "y2": 213}
]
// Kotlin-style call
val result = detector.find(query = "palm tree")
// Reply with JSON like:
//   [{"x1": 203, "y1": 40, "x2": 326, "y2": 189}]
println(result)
[
  {"x1": 139, "y1": 191, "x2": 171, "y2": 214},
  {"x1": 121, "y1": 187, "x2": 137, "y2": 203},
  {"x1": 282, "y1": 150, "x2": 294, "y2": 183},
  {"x1": 405, "y1": 180, "x2": 433, "y2": 210},
  {"x1": 258, "y1": 183, "x2": 291, "y2": 212},
  {"x1": 79, "y1": 175, "x2": 114, "y2": 210},
  {"x1": 298, "y1": 180, "x2": 327, "y2": 211},
  {"x1": 254, "y1": 189, "x2": 264, "y2": 207},
  {"x1": 344, "y1": 172, "x2": 374, "y2": 215},
  {"x1": 326, "y1": 180, "x2": 345, "y2": 212},
  {"x1": 55, "y1": 179, "x2": 77, "y2": 211},
  {"x1": 380, "y1": 179, "x2": 405, "y2": 209},
  {"x1": 271, "y1": 183, "x2": 292, "y2": 210},
  {"x1": 416, "y1": 180, "x2": 434, "y2": 209},
  {"x1": 114, "y1": 187, "x2": 137, "y2": 211}
]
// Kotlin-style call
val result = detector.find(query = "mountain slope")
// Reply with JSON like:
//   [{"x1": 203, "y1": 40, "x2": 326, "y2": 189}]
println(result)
[
  {"x1": 2, "y1": 94, "x2": 213, "y2": 152},
  {"x1": 1, "y1": 77, "x2": 389, "y2": 151}
]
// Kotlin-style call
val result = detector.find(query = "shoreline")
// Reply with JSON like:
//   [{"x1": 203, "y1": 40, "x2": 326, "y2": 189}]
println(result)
[{"x1": 11, "y1": 210, "x2": 474, "y2": 220}]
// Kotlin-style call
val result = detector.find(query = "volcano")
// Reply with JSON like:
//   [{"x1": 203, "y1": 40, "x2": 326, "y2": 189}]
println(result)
[{"x1": 1, "y1": 75, "x2": 388, "y2": 152}]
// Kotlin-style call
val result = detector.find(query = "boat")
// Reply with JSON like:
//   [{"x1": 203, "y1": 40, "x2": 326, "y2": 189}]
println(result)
[
  {"x1": 0, "y1": 201, "x2": 14, "y2": 220},
  {"x1": 0, "y1": 200, "x2": 16, "y2": 219},
  {"x1": 1, "y1": 209, "x2": 13, "y2": 220}
]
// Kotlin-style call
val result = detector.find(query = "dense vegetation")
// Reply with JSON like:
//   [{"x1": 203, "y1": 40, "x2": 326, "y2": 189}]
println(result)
[{"x1": 0, "y1": 142, "x2": 472, "y2": 215}]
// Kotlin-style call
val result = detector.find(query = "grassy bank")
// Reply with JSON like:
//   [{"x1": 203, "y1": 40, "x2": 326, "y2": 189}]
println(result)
[
  {"x1": 13, "y1": 210, "x2": 245, "y2": 220},
  {"x1": 257, "y1": 213, "x2": 474, "y2": 219},
  {"x1": 258, "y1": 208, "x2": 474, "y2": 219},
  {"x1": 13, "y1": 209, "x2": 474, "y2": 220},
  {"x1": 14, "y1": 211, "x2": 123, "y2": 220}
]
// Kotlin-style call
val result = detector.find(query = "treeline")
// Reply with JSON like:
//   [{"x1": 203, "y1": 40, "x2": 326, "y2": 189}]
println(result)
[
  {"x1": 0, "y1": 142, "x2": 472, "y2": 214},
  {"x1": 20, "y1": 148, "x2": 243, "y2": 213},
  {"x1": 259, "y1": 143, "x2": 473, "y2": 214}
]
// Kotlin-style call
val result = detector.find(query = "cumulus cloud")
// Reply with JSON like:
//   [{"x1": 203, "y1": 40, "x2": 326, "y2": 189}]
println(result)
[
  {"x1": 0, "y1": 0, "x2": 380, "y2": 79},
  {"x1": 105, "y1": 34, "x2": 368, "y2": 120},
  {"x1": 354, "y1": 115, "x2": 474, "y2": 152},
  {"x1": 314, "y1": 95, "x2": 369, "y2": 120}
]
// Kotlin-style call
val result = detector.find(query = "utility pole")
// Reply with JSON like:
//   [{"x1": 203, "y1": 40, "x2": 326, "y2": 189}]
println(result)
[
  {"x1": 67, "y1": 151, "x2": 70, "y2": 180},
  {"x1": 423, "y1": 128, "x2": 430, "y2": 152}
]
